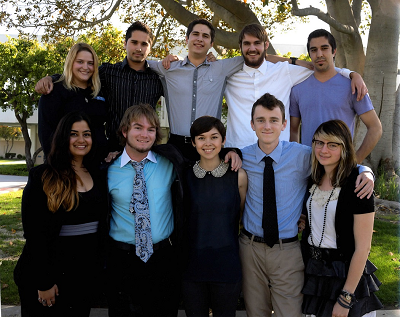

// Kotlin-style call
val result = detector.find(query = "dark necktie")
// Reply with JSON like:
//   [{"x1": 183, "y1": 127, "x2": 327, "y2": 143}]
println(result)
[
  {"x1": 130, "y1": 159, "x2": 153, "y2": 262},
  {"x1": 262, "y1": 156, "x2": 279, "y2": 247}
]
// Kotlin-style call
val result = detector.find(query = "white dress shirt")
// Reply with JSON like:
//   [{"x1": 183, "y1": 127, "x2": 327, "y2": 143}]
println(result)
[{"x1": 224, "y1": 61, "x2": 351, "y2": 148}]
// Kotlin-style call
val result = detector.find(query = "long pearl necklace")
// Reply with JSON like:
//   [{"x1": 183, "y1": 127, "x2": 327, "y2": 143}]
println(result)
[{"x1": 308, "y1": 185, "x2": 336, "y2": 248}]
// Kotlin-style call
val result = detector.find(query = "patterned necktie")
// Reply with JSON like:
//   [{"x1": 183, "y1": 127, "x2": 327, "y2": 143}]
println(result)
[
  {"x1": 130, "y1": 159, "x2": 153, "y2": 262},
  {"x1": 262, "y1": 156, "x2": 279, "y2": 248}
]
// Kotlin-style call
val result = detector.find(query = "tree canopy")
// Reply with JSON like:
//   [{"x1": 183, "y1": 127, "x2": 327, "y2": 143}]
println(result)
[
  {"x1": 0, "y1": 27, "x2": 126, "y2": 169},
  {"x1": 1, "y1": 0, "x2": 399, "y2": 171}
]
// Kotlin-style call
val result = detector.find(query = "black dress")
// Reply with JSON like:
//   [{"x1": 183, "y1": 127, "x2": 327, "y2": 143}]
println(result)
[
  {"x1": 38, "y1": 81, "x2": 107, "y2": 161},
  {"x1": 184, "y1": 165, "x2": 242, "y2": 284},
  {"x1": 14, "y1": 165, "x2": 108, "y2": 317}
]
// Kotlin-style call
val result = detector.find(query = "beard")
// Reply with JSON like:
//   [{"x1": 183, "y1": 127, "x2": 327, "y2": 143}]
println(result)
[
  {"x1": 126, "y1": 138, "x2": 153, "y2": 154},
  {"x1": 243, "y1": 49, "x2": 267, "y2": 68}
]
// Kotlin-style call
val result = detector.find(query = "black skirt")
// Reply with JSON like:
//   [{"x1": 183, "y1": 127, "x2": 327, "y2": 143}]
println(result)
[{"x1": 302, "y1": 247, "x2": 383, "y2": 317}]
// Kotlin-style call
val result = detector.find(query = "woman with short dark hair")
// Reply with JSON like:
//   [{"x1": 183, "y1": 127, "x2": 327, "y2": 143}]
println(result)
[{"x1": 183, "y1": 116, "x2": 247, "y2": 316}]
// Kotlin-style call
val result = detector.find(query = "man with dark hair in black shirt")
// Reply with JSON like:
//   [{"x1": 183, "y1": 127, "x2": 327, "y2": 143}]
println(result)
[{"x1": 35, "y1": 21, "x2": 163, "y2": 152}]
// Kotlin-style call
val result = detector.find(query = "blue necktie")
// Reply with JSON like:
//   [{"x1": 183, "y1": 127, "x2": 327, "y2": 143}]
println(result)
[{"x1": 130, "y1": 159, "x2": 153, "y2": 262}]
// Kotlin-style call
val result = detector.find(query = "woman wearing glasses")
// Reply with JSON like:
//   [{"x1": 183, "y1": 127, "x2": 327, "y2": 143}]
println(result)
[{"x1": 301, "y1": 120, "x2": 382, "y2": 317}]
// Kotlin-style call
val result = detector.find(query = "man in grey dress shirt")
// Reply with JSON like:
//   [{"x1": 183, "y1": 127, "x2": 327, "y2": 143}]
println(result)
[{"x1": 148, "y1": 18, "x2": 244, "y2": 160}]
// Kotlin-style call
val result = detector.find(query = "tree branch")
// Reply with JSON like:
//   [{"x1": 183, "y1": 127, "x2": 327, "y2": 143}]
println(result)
[
  {"x1": 153, "y1": 13, "x2": 169, "y2": 47},
  {"x1": 290, "y1": 0, "x2": 356, "y2": 35},
  {"x1": 352, "y1": 0, "x2": 362, "y2": 27}
]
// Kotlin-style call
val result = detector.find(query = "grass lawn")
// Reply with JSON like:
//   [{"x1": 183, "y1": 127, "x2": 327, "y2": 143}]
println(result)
[{"x1": 0, "y1": 190, "x2": 399, "y2": 308}]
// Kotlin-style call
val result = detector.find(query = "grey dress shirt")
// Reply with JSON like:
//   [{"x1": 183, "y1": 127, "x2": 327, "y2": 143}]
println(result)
[{"x1": 148, "y1": 56, "x2": 243, "y2": 136}]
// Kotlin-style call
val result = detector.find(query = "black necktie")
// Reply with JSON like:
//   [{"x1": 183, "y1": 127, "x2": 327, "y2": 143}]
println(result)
[{"x1": 262, "y1": 156, "x2": 279, "y2": 247}]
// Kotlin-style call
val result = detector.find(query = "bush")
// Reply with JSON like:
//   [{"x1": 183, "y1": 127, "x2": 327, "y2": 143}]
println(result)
[
  {"x1": 17, "y1": 154, "x2": 23, "y2": 159},
  {"x1": 5, "y1": 153, "x2": 16, "y2": 159},
  {"x1": 374, "y1": 167, "x2": 400, "y2": 201}
]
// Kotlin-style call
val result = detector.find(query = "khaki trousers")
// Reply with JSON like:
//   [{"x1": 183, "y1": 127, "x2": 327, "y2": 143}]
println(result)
[{"x1": 239, "y1": 233, "x2": 304, "y2": 317}]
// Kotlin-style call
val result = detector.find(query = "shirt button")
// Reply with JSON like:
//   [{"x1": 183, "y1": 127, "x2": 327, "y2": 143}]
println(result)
[
  {"x1": 193, "y1": 94, "x2": 196, "y2": 97},
  {"x1": 194, "y1": 80, "x2": 196, "y2": 83},
  {"x1": 192, "y1": 108, "x2": 195, "y2": 111},
  {"x1": 210, "y1": 78, "x2": 213, "y2": 82}
]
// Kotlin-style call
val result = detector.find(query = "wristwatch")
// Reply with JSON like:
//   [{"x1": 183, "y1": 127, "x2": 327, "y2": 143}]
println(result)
[
  {"x1": 290, "y1": 57, "x2": 298, "y2": 65},
  {"x1": 340, "y1": 289, "x2": 354, "y2": 302}
]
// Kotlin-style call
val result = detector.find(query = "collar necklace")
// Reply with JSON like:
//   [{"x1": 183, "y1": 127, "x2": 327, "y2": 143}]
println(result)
[{"x1": 193, "y1": 160, "x2": 229, "y2": 178}]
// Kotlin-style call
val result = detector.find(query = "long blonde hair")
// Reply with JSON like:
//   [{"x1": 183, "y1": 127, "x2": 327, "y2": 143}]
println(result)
[
  {"x1": 311, "y1": 120, "x2": 357, "y2": 187},
  {"x1": 57, "y1": 43, "x2": 101, "y2": 97}
]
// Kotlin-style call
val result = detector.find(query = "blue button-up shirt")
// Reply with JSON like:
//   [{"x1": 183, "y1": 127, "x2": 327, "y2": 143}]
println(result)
[
  {"x1": 108, "y1": 149, "x2": 176, "y2": 244},
  {"x1": 241, "y1": 141, "x2": 312, "y2": 239}
]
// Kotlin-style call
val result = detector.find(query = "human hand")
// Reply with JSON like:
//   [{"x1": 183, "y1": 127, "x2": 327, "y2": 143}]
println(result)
[
  {"x1": 355, "y1": 172, "x2": 374, "y2": 199},
  {"x1": 38, "y1": 284, "x2": 59, "y2": 307},
  {"x1": 332, "y1": 301, "x2": 350, "y2": 317},
  {"x1": 35, "y1": 76, "x2": 53, "y2": 95},
  {"x1": 297, "y1": 214, "x2": 306, "y2": 233},
  {"x1": 350, "y1": 72, "x2": 368, "y2": 101},
  {"x1": 224, "y1": 151, "x2": 242, "y2": 171},
  {"x1": 104, "y1": 151, "x2": 121, "y2": 163},
  {"x1": 206, "y1": 52, "x2": 216, "y2": 62},
  {"x1": 162, "y1": 54, "x2": 179, "y2": 70}
]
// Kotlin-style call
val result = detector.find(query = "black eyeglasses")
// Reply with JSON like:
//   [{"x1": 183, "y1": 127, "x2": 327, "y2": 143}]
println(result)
[{"x1": 312, "y1": 139, "x2": 342, "y2": 150}]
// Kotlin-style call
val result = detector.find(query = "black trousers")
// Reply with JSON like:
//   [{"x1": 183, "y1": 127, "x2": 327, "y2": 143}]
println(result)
[
  {"x1": 182, "y1": 279, "x2": 242, "y2": 317},
  {"x1": 106, "y1": 242, "x2": 180, "y2": 317},
  {"x1": 167, "y1": 134, "x2": 199, "y2": 162}
]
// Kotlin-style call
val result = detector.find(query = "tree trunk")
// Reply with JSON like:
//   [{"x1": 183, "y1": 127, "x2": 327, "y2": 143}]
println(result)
[
  {"x1": 326, "y1": 0, "x2": 365, "y2": 73},
  {"x1": 14, "y1": 109, "x2": 34, "y2": 171},
  {"x1": 393, "y1": 86, "x2": 400, "y2": 170},
  {"x1": 355, "y1": 0, "x2": 399, "y2": 171}
]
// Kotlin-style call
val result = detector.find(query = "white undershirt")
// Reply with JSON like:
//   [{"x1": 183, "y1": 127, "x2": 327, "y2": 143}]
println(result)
[{"x1": 307, "y1": 184, "x2": 341, "y2": 249}]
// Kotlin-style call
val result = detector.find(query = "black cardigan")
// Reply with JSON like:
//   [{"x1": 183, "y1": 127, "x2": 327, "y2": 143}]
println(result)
[
  {"x1": 14, "y1": 164, "x2": 108, "y2": 291},
  {"x1": 301, "y1": 168, "x2": 375, "y2": 261}
]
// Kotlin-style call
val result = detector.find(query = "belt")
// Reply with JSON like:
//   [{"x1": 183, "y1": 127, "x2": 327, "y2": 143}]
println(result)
[
  {"x1": 242, "y1": 228, "x2": 298, "y2": 244},
  {"x1": 112, "y1": 237, "x2": 172, "y2": 252},
  {"x1": 169, "y1": 133, "x2": 192, "y2": 144}
]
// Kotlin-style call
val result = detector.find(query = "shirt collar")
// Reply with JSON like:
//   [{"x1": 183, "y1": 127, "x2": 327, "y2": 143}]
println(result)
[
  {"x1": 120, "y1": 148, "x2": 157, "y2": 167},
  {"x1": 182, "y1": 56, "x2": 210, "y2": 67},
  {"x1": 255, "y1": 140, "x2": 283, "y2": 165},
  {"x1": 121, "y1": 57, "x2": 151, "y2": 72},
  {"x1": 243, "y1": 60, "x2": 268, "y2": 77}
]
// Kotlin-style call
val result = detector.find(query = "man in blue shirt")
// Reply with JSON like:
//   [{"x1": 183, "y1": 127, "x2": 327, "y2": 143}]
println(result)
[
  {"x1": 106, "y1": 104, "x2": 186, "y2": 317},
  {"x1": 239, "y1": 93, "x2": 374, "y2": 317}
]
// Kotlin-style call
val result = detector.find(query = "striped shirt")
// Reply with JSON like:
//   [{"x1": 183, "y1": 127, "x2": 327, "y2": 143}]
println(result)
[{"x1": 99, "y1": 58, "x2": 163, "y2": 149}]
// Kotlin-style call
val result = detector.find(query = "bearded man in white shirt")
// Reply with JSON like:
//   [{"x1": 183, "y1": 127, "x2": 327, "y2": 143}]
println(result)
[{"x1": 224, "y1": 24, "x2": 367, "y2": 148}]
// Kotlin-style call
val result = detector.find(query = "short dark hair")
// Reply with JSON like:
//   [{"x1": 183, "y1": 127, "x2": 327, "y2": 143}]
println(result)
[
  {"x1": 125, "y1": 21, "x2": 154, "y2": 45},
  {"x1": 307, "y1": 29, "x2": 336, "y2": 54},
  {"x1": 190, "y1": 116, "x2": 226, "y2": 143},
  {"x1": 186, "y1": 19, "x2": 215, "y2": 43},
  {"x1": 118, "y1": 104, "x2": 162, "y2": 146},
  {"x1": 251, "y1": 93, "x2": 285, "y2": 123},
  {"x1": 239, "y1": 24, "x2": 269, "y2": 47}
]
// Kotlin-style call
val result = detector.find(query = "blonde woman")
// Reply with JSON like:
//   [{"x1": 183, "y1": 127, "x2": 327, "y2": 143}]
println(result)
[
  {"x1": 15, "y1": 112, "x2": 108, "y2": 317},
  {"x1": 38, "y1": 43, "x2": 107, "y2": 162},
  {"x1": 301, "y1": 120, "x2": 382, "y2": 317}
]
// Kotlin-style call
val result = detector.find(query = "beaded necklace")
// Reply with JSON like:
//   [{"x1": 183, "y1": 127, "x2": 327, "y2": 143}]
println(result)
[{"x1": 308, "y1": 185, "x2": 336, "y2": 248}]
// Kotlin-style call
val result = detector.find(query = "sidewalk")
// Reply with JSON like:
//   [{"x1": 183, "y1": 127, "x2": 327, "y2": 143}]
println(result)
[
  {"x1": 0, "y1": 174, "x2": 28, "y2": 194},
  {"x1": 1, "y1": 306, "x2": 399, "y2": 317}
]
